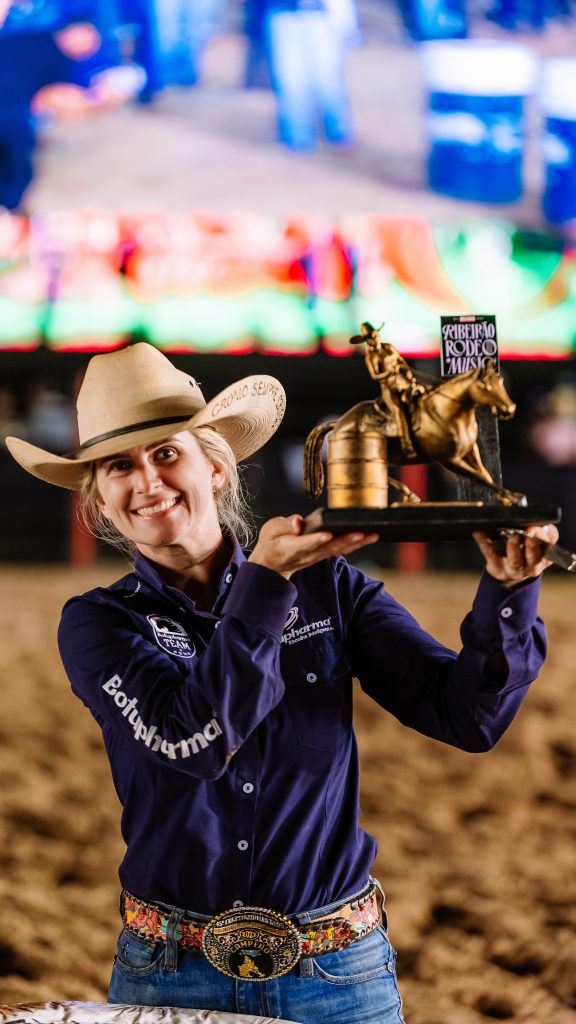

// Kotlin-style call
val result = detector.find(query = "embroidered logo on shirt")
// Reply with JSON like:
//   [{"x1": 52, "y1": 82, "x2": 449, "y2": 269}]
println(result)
[
  {"x1": 284, "y1": 607, "x2": 299, "y2": 631},
  {"x1": 147, "y1": 615, "x2": 196, "y2": 659},
  {"x1": 281, "y1": 608, "x2": 334, "y2": 646}
]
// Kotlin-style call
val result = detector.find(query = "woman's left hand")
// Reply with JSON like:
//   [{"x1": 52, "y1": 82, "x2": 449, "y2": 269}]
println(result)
[{"x1": 472, "y1": 524, "x2": 559, "y2": 588}]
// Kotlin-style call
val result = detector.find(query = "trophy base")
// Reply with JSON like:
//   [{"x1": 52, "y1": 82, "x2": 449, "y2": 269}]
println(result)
[{"x1": 304, "y1": 504, "x2": 561, "y2": 542}]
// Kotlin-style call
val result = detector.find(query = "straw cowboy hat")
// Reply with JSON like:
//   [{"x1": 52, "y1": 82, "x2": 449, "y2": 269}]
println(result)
[{"x1": 6, "y1": 343, "x2": 286, "y2": 490}]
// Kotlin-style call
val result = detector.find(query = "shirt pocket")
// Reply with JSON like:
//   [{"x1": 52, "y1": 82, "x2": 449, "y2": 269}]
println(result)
[{"x1": 282, "y1": 637, "x2": 351, "y2": 751}]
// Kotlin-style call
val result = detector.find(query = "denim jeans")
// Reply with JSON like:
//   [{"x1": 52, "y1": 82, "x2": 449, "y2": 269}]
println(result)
[
  {"x1": 154, "y1": 0, "x2": 223, "y2": 86},
  {"x1": 265, "y1": 10, "x2": 354, "y2": 150},
  {"x1": 108, "y1": 896, "x2": 404, "y2": 1023}
]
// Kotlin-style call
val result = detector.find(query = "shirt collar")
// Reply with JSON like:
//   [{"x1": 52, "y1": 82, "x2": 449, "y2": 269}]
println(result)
[{"x1": 133, "y1": 538, "x2": 246, "y2": 610}]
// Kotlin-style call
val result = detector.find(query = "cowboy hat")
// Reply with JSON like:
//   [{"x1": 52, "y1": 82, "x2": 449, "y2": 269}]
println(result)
[{"x1": 6, "y1": 343, "x2": 286, "y2": 490}]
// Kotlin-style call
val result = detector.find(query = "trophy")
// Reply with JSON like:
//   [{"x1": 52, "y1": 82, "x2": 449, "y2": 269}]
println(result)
[{"x1": 303, "y1": 319, "x2": 575, "y2": 572}]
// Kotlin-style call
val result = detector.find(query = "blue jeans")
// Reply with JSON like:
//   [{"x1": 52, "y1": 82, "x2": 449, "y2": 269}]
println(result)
[
  {"x1": 154, "y1": 0, "x2": 223, "y2": 86},
  {"x1": 108, "y1": 898, "x2": 404, "y2": 1023},
  {"x1": 266, "y1": 10, "x2": 354, "y2": 150}
]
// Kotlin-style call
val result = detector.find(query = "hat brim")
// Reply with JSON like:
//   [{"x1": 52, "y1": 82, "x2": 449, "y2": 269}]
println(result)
[{"x1": 6, "y1": 374, "x2": 286, "y2": 490}]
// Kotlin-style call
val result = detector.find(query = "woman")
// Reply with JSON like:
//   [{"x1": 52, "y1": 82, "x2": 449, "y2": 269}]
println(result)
[{"x1": 6, "y1": 343, "x2": 556, "y2": 1024}]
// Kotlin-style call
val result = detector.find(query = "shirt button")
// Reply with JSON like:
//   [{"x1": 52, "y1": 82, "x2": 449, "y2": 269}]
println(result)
[
  {"x1": 225, "y1": 572, "x2": 233, "y2": 584},
  {"x1": 214, "y1": 620, "x2": 221, "y2": 629},
  {"x1": 232, "y1": 900, "x2": 244, "y2": 908},
  {"x1": 237, "y1": 840, "x2": 249, "y2": 851},
  {"x1": 242, "y1": 782, "x2": 254, "y2": 794},
  {"x1": 501, "y1": 607, "x2": 513, "y2": 619},
  {"x1": 306, "y1": 672, "x2": 317, "y2": 683}
]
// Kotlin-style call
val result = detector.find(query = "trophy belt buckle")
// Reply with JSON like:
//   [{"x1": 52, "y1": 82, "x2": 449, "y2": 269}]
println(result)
[{"x1": 201, "y1": 904, "x2": 303, "y2": 981}]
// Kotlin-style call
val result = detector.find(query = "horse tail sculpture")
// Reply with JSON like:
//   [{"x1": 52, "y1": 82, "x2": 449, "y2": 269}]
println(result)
[{"x1": 304, "y1": 421, "x2": 335, "y2": 498}]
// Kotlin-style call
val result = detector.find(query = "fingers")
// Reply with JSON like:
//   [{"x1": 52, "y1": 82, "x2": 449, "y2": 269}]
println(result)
[
  {"x1": 506, "y1": 533, "x2": 527, "y2": 572},
  {"x1": 249, "y1": 515, "x2": 379, "y2": 579},
  {"x1": 471, "y1": 531, "x2": 497, "y2": 564},
  {"x1": 259, "y1": 515, "x2": 304, "y2": 539},
  {"x1": 503, "y1": 526, "x2": 557, "y2": 574},
  {"x1": 473, "y1": 525, "x2": 557, "y2": 586},
  {"x1": 526, "y1": 523, "x2": 558, "y2": 546},
  {"x1": 311, "y1": 531, "x2": 380, "y2": 560},
  {"x1": 524, "y1": 524, "x2": 557, "y2": 572},
  {"x1": 278, "y1": 526, "x2": 379, "y2": 569}
]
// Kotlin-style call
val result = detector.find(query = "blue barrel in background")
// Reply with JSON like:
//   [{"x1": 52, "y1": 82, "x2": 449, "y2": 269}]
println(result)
[
  {"x1": 421, "y1": 41, "x2": 537, "y2": 203},
  {"x1": 541, "y1": 59, "x2": 576, "y2": 226}
]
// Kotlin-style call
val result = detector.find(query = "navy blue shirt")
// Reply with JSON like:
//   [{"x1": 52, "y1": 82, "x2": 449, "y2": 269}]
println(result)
[{"x1": 58, "y1": 545, "x2": 546, "y2": 916}]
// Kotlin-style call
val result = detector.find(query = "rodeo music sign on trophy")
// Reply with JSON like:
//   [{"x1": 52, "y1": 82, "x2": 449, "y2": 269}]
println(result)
[{"x1": 304, "y1": 319, "x2": 576, "y2": 573}]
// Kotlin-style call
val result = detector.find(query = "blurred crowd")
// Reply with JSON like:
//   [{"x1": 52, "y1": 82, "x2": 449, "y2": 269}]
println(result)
[
  {"x1": 528, "y1": 375, "x2": 576, "y2": 465},
  {"x1": 0, "y1": 382, "x2": 75, "y2": 452},
  {"x1": 1, "y1": 0, "x2": 576, "y2": 213},
  {"x1": 0, "y1": 0, "x2": 360, "y2": 212}
]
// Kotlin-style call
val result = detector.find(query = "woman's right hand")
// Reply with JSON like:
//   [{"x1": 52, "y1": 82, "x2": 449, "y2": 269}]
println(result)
[{"x1": 248, "y1": 515, "x2": 379, "y2": 580}]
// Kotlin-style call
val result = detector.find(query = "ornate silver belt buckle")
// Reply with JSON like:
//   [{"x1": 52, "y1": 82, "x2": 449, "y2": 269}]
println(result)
[{"x1": 202, "y1": 905, "x2": 302, "y2": 981}]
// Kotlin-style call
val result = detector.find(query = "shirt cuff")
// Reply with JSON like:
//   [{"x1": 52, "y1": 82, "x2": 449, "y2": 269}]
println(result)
[
  {"x1": 464, "y1": 570, "x2": 542, "y2": 645},
  {"x1": 222, "y1": 561, "x2": 297, "y2": 639}
]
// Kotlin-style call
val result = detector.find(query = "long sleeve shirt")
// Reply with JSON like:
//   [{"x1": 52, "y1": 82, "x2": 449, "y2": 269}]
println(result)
[{"x1": 58, "y1": 543, "x2": 546, "y2": 917}]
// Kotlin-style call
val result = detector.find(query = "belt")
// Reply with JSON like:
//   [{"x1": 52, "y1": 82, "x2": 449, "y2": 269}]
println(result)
[{"x1": 121, "y1": 882, "x2": 383, "y2": 982}]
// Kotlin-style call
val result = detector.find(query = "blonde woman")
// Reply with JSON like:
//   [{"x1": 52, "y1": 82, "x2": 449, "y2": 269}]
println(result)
[{"x1": 6, "y1": 343, "x2": 556, "y2": 1024}]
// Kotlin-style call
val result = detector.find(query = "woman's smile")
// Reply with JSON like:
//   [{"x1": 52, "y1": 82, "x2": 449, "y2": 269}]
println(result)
[
  {"x1": 132, "y1": 495, "x2": 183, "y2": 517},
  {"x1": 95, "y1": 432, "x2": 224, "y2": 558}
]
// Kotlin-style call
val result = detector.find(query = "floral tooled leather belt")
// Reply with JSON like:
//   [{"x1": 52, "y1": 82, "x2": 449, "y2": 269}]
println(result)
[{"x1": 121, "y1": 882, "x2": 382, "y2": 981}]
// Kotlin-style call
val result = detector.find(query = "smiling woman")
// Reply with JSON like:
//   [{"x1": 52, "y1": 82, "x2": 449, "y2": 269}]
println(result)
[
  {"x1": 92, "y1": 432, "x2": 241, "y2": 609},
  {"x1": 80, "y1": 426, "x2": 254, "y2": 561},
  {"x1": 4, "y1": 342, "x2": 558, "y2": 1024}
]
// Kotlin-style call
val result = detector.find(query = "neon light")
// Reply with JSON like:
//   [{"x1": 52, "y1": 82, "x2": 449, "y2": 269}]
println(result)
[{"x1": 0, "y1": 212, "x2": 571, "y2": 359}]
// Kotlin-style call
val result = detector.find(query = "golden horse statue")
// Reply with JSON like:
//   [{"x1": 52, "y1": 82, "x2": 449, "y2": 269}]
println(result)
[{"x1": 304, "y1": 331, "x2": 525, "y2": 509}]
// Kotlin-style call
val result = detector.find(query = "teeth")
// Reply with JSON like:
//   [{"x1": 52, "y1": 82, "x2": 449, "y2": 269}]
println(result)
[{"x1": 135, "y1": 497, "x2": 179, "y2": 516}]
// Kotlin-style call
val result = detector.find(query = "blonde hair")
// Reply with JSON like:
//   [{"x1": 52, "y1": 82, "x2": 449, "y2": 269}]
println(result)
[{"x1": 77, "y1": 427, "x2": 255, "y2": 562}]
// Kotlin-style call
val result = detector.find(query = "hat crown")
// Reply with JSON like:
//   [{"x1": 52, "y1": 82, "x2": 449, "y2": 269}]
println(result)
[{"x1": 76, "y1": 344, "x2": 206, "y2": 446}]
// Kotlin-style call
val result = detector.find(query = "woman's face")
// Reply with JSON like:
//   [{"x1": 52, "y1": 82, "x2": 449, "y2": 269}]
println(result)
[{"x1": 95, "y1": 431, "x2": 224, "y2": 556}]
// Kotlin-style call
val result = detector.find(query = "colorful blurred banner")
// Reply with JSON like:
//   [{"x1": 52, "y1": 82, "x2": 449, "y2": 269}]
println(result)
[
  {"x1": 0, "y1": 213, "x2": 50, "y2": 349},
  {"x1": 0, "y1": 211, "x2": 574, "y2": 358}
]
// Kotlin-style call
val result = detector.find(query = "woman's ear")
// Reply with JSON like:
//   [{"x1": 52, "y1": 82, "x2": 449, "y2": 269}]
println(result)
[
  {"x1": 94, "y1": 487, "x2": 109, "y2": 516},
  {"x1": 211, "y1": 465, "x2": 225, "y2": 492}
]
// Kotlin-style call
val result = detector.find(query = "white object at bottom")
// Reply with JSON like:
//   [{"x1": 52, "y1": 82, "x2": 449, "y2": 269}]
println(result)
[{"x1": 0, "y1": 1002, "x2": 299, "y2": 1024}]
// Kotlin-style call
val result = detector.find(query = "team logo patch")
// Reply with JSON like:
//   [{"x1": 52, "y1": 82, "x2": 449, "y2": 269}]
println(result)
[
  {"x1": 202, "y1": 906, "x2": 302, "y2": 981},
  {"x1": 147, "y1": 615, "x2": 196, "y2": 659}
]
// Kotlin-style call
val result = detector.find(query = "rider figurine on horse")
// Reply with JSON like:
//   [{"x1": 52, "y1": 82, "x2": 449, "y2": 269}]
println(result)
[
  {"x1": 350, "y1": 322, "x2": 425, "y2": 461},
  {"x1": 304, "y1": 322, "x2": 525, "y2": 509}
]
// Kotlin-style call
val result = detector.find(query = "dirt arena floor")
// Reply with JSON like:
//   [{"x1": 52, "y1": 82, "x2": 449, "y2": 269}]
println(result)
[{"x1": 0, "y1": 563, "x2": 575, "y2": 1023}]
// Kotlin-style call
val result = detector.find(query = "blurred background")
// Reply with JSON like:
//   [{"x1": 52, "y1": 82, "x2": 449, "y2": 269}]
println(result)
[
  {"x1": 1, "y1": 3, "x2": 576, "y2": 1021},
  {"x1": 0, "y1": 0, "x2": 576, "y2": 571}
]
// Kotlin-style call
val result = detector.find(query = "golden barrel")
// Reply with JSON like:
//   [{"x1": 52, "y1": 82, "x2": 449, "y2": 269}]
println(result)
[{"x1": 327, "y1": 431, "x2": 388, "y2": 508}]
